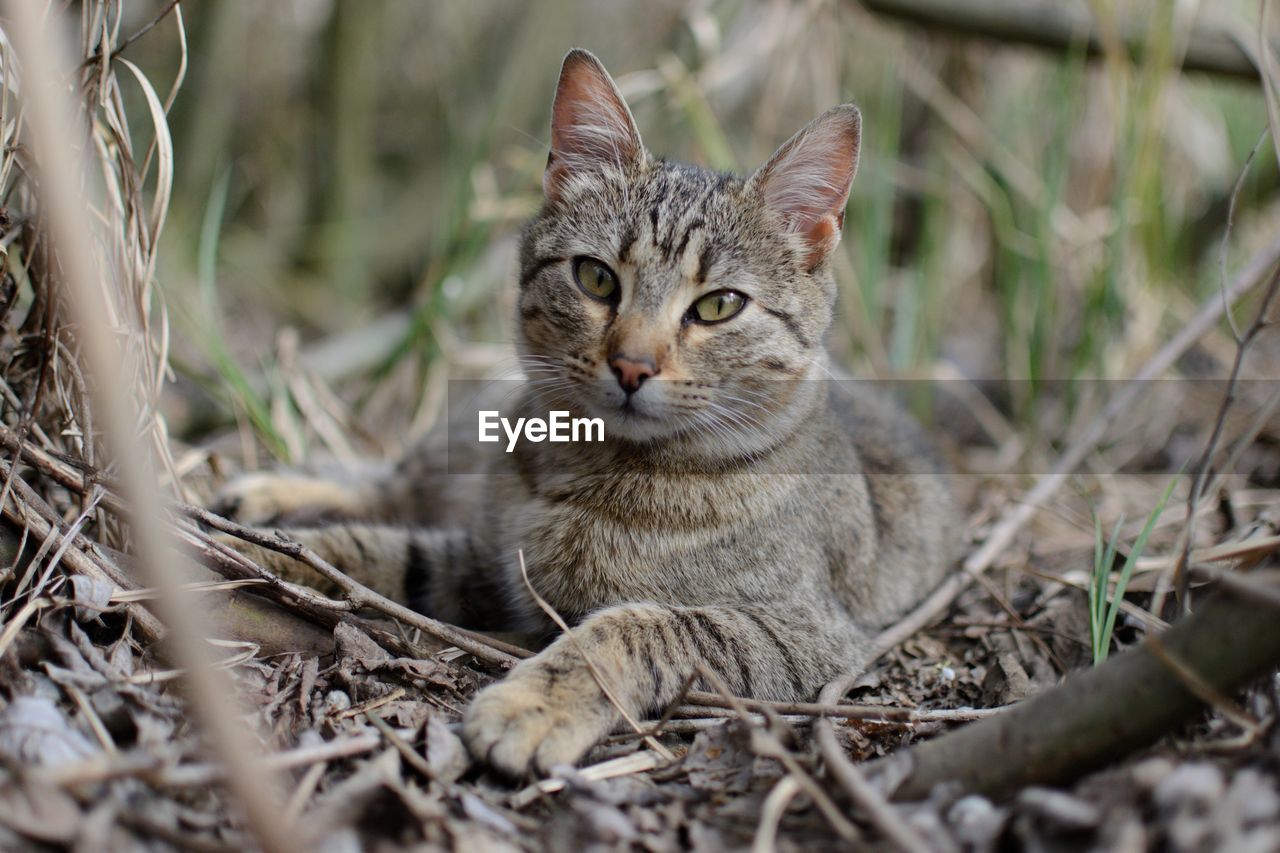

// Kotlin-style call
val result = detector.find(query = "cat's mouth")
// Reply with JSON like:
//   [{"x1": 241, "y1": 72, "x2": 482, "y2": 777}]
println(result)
[
  {"x1": 618, "y1": 398, "x2": 652, "y2": 418},
  {"x1": 572, "y1": 387, "x2": 673, "y2": 441}
]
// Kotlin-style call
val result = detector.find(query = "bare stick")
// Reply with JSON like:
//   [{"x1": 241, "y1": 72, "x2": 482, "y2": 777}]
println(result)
[
  {"x1": 191, "y1": 505, "x2": 524, "y2": 666},
  {"x1": 752, "y1": 776, "x2": 802, "y2": 853},
  {"x1": 680, "y1": 694, "x2": 1006, "y2": 723},
  {"x1": 1171, "y1": 264, "x2": 1280, "y2": 610}
]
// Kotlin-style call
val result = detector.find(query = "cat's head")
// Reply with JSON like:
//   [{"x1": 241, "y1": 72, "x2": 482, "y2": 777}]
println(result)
[{"x1": 517, "y1": 49, "x2": 859, "y2": 452}]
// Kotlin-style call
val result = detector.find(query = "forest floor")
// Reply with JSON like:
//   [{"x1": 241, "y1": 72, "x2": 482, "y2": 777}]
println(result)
[{"x1": 2, "y1": 386, "x2": 1278, "y2": 851}]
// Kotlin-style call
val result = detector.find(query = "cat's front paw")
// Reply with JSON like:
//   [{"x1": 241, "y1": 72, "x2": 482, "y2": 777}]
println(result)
[
  {"x1": 462, "y1": 675, "x2": 608, "y2": 778},
  {"x1": 210, "y1": 472, "x2": 358, "y2": 525}
]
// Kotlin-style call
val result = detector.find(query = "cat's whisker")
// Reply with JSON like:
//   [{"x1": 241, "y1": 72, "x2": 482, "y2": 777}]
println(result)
[{"x1": 718, "y1": 393, "x2": 774, "y2": 418}]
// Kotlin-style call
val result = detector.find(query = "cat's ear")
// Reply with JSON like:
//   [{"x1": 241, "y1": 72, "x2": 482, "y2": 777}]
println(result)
[
  {"x1": 751, "y1": 105, "x2": 861, "y2": 270},
  {"x1": 545, "y1": 49, "x2": 643, "y2": 201}
]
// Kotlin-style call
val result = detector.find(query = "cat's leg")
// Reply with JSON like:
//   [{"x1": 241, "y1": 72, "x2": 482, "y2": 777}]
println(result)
[
  {"x1": 218, "y1": 523, "x2": 510, "y2": 629},
  {"x1": 211, "y1": 434, "x2": 477, "y2": 528},
  {"x1": 210, "y1": 468, "x2": 390, "y2": 526},
  {"x1": 462, "y1": 602, "x2": 871, "y2": 777}
]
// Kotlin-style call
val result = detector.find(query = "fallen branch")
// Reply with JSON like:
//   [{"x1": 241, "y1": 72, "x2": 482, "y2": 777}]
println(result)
[
  {"x1": 190, "y1": 506, "x2": 524, "y2": 666},
  {"x1": 873, "y1": 579, "x2": 1280, "y2": 800},
  {"x1": 857, "y1": 0, "x2": 1267, "y2": 81}
]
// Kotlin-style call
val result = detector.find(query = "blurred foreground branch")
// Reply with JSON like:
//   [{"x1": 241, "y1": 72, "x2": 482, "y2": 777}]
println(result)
[
  {"x1": 4, "y1": 3, "x2": 291, "y2": 850},
  {"x1": 858, "y1": 0, "x2": 1267, "y2": 80},
  {"x1": 874, "y1": 573, "x2": 1280, "y2": 800}
]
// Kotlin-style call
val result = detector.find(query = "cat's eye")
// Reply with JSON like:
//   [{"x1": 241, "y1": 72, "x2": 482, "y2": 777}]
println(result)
[
  {"x1": 572, "y1": 257, "x2": 618, "y2": 301},
  {"x1": 689, "y1": 290, "x2": 748, "y2": 324}
]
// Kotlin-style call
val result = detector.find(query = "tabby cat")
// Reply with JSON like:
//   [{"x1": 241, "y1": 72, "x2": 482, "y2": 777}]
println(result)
[{"x1": 216, "y1": 49, "x2": 959, "y2": 777}]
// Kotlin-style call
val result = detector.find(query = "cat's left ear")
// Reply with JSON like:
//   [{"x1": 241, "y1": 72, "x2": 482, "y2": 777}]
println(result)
[
  {"x1": 545, "y1": 49, "x2": 644, "y2": 201},
  {"x1": 750, "y1": 105, "x2": 861, "y2": 270}
]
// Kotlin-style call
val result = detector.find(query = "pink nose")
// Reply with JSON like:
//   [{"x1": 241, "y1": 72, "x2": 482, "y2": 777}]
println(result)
[{"x1": 608, "y1": 353, "x2": 657, "y2": 394}]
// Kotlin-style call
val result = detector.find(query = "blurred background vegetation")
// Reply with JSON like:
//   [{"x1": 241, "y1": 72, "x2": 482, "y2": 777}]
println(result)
[{"x1": 113, "y1": 0, "x2": 1273, "y2": 467}]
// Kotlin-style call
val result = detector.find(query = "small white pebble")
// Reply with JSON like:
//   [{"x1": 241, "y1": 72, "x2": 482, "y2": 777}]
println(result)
[
  {"x1": 948, "y1": 794, "x2": 1005, "y2": 847},
  {"x1": 322, "y1": 689, "x2": 351, "y2": 714},
  {"x1": 1227, "y1": 770, "x2": 1280, "y2": 825},
  {"x1": 1132, "y1": 757, "x2": 1175, "y2": 789},
  {"x1": 1154, "y1": 763, "x2": 1225, "y2": 808}
]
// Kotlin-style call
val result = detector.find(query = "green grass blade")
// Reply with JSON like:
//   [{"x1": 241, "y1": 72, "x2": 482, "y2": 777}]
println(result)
[
  {"x1": 1097, "y1": 479, "x2": 1178, "y2": 663},
  {"x1": 1090, "y1": 504, "x2": 1105, "y2": 661},
  {"x1": 1092, "y1": 512, "x2": 1126, "y2": 664}
]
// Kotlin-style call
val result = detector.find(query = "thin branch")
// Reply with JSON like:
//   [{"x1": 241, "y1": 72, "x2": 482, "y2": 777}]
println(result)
[
  {"x1": 1172, "y1": 262, "x2": 1280, "y2": 611},
  {"x1": 79, "y1": 0, "x2": 182, "y2": 69},
  {"x1": 191, "y1": 505, "x2": 524, "y2": 666},
  {"x1": 680, "y1": 693, "x2": 1006, "y2": 723}
]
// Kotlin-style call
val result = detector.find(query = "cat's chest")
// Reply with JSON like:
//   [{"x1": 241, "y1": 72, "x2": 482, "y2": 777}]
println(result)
[{"x1": 501, "y1": 464, "x2": 786, "y2": 611}]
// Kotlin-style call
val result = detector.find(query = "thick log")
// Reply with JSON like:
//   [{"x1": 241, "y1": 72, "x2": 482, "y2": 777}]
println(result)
[
  {"x1": 875, "y1": 577, "x2": 1280, "y2": 800},
  {"x1": 859, "y1": 0, "x2": 1265, "y2": 81}
]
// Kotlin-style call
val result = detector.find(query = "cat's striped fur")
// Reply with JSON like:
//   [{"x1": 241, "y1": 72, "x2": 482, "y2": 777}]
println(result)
[{"x1": 215, "y1": 49, "x2": 959, "y2": 777}]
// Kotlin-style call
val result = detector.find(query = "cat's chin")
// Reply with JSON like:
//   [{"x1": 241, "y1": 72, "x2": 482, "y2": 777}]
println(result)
[{"x1": 590, "y1": 407, "x2": 677, "y2": 443}]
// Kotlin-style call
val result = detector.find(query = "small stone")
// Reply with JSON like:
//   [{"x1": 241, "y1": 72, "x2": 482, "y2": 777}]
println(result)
[
  {"x1": 1131, "y1": 757, "x2": 1176, "y2": 790},
  {"x1": 322, "y1": 689, "x2": 352, "y2": 715},
  {"x1": 1017, "y1": 787, "x2": 1100, "y2": 829},
  {"x1": 1153, "y1": 763, "x2": 1225, "y2": 809},
  {"x1": 1225, "y1": 770, "x2": 1280, "y2": 825},
  {"x1": 948, "y1": 794, "x2": 1006, "y2": 848}
]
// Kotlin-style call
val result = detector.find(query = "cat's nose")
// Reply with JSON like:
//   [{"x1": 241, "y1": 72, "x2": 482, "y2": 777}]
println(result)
[{"x1": 608, "y1": 353, "x2": 657, "y2": 394}]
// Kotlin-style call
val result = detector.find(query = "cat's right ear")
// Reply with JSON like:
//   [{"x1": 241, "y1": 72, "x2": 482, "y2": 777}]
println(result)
[
  {"x1": 545, "y1": 49, "x2": 643, "y2": 202},
  {"x1": 750, "y1": 105, "x2": 861, "y2": 271}
]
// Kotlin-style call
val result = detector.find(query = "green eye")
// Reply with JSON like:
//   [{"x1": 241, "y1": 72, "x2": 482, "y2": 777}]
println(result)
[
  {"x1": 690, "y1": 290, "x2": 748, "y2": 324},
  {"x1": 572, "y1": 257, "x2": 618, "y2": 301}
]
